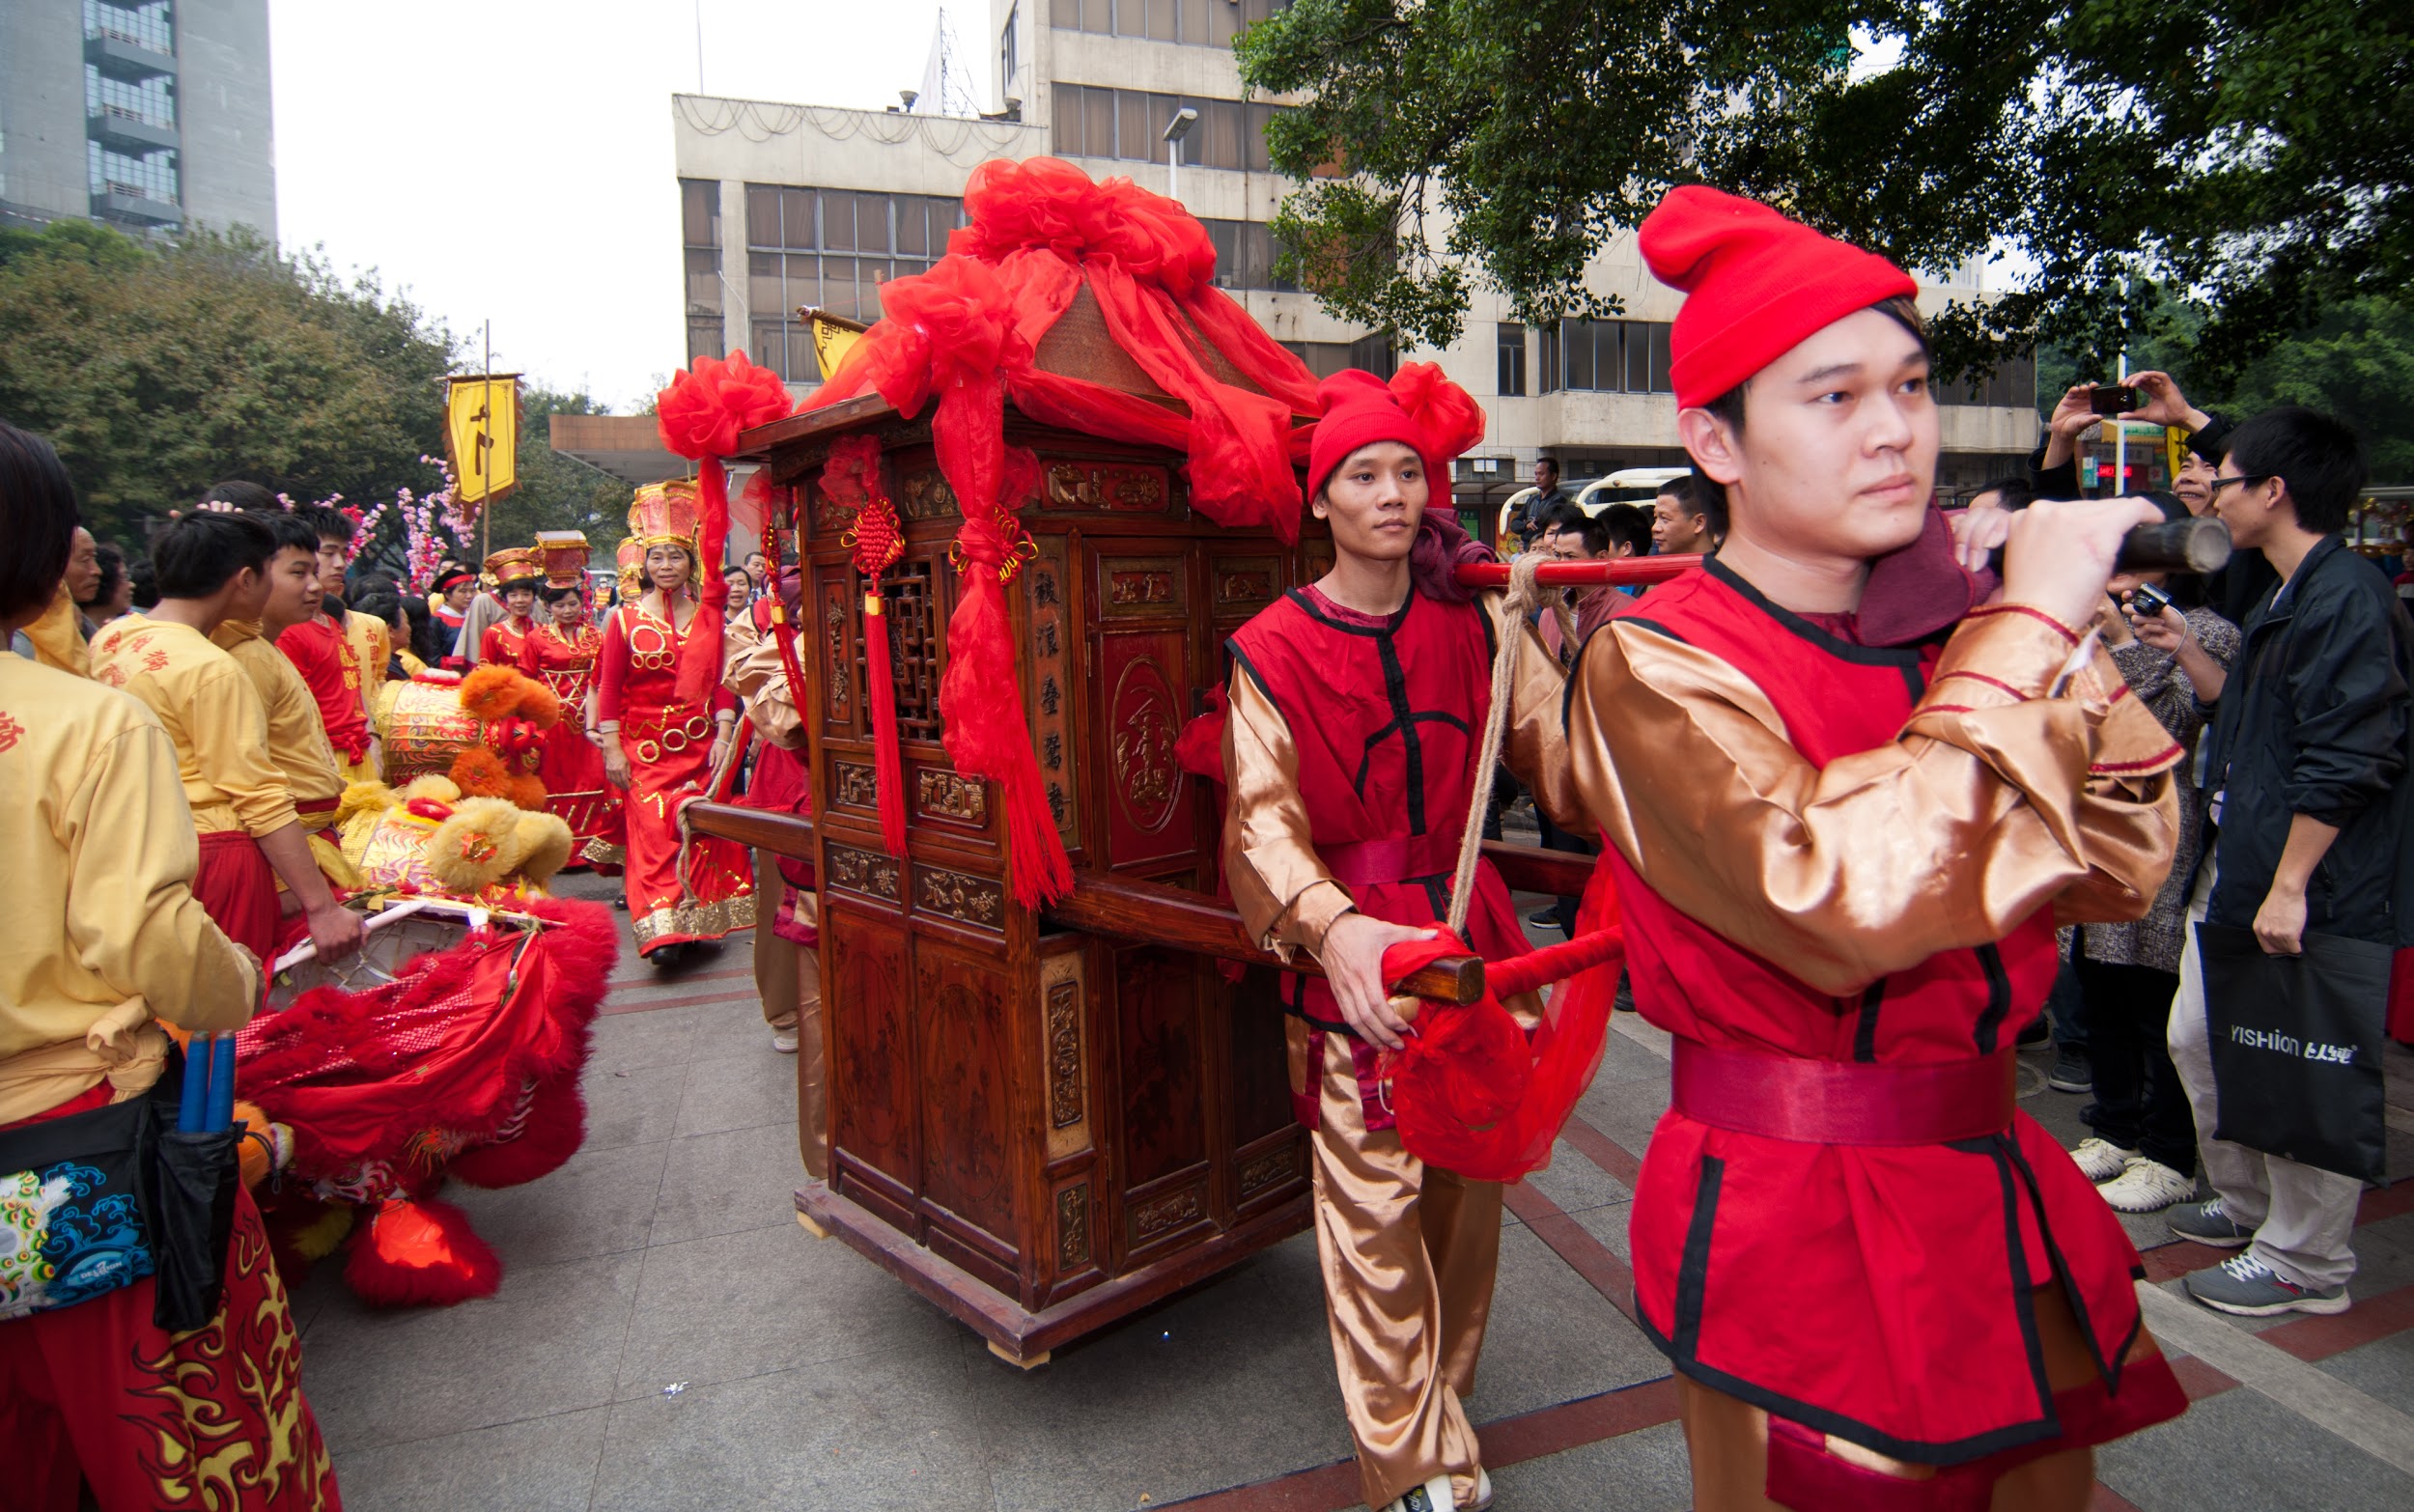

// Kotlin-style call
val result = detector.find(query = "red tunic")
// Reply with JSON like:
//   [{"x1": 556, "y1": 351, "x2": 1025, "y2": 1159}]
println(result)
[
  {"x1": 595, "y1": 600, "x2": 751, "y2": 954},
  {"x1": 481, "y1": 616, "x2": 534, "y2": 670},
  {"x1": 1226, "y1": 586, "x2": 1531, "y2": 1129},
  {"x1": 278, "y1": 612, "x2": 370, "y2": 764},
  {"x1": 519, "y1": 622, "x2": 624, "y2": 868},
  {"x1": 1613, "y1": 560, "x2": 2172, "y2": 1464}
]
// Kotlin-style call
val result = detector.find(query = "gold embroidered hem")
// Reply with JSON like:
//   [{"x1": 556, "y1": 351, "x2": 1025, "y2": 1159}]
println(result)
[
  {"x1": 632, "y1": 891, "x2": 756, "y2": 950},
  {"x1": 580, "y1": 838, "x2": 628, "y2": 867}
]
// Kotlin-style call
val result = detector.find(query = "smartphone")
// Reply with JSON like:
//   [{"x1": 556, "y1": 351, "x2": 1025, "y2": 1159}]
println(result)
[
  {"x1": 2129, "y1": 581, "x2": 2173, "y2": 619},
  {"x1": 2089, "y1": 383, "x2": 2140, "y2": 416}
]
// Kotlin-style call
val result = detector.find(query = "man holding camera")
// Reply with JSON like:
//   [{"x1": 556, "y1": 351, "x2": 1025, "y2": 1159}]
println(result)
[{"x1": 2140, "y1": 406, "x2": 2413, "y2": 1317}]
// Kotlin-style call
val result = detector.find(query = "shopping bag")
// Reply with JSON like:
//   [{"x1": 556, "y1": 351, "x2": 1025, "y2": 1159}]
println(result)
[{"x1": 2198, "y1": 922, "x2": 2392, "y2": 1181}]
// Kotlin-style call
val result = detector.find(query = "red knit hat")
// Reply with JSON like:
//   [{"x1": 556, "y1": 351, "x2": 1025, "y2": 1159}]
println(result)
[
  {"x1": 1639, "y1": 185, "x2": 1918, "y2": 410},
  {"x1": 1306, "y1": 365, "x2": 1485, "y2": 502}
]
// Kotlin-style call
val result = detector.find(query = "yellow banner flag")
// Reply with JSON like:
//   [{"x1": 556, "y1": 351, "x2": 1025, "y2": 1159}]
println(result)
[
  {"x1": 446, "y1": 375, "x2": 521, "y2": 505},
  {"x1": 2166, "y1": 425, "x2": 2189, "y2": 485},
  {"x1": 805, "y1": 307, "x2": 867, "y2": 383}
]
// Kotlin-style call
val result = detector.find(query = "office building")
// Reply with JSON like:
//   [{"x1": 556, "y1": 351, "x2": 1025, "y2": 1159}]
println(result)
[
  {"x1": 669, "y1": 0, "x2": 2032, "y2": 515},
  {"x1": 1, "y1": 0, "x2": 277, "y2": 238}
]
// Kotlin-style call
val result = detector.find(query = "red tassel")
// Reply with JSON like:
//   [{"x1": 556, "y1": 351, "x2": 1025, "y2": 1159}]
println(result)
[
  {"x1": 940, "y1": 570, "x2": 1072, "y2": 909},
  {"x1": 675, "y1": 457, "x2": 731, "y2": 706},
  {"x1": 862, "y1": 594, "x2": 910, "y2": 856}
]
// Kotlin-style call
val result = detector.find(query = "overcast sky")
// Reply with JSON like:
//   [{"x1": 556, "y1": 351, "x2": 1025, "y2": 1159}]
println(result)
[{"x1": 269, "y1": 2, "x2": 965, "y2": 410}]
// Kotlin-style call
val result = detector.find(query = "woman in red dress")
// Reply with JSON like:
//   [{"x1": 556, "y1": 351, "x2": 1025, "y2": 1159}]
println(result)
[
  {"x1": 594, "y1": 481, "x2": 753, "y2": 965},
  {"x1": 478, "y1": 547, "x2": 543, "y2": 668},
  {"x1": 520, "y1": 576, "x2": 625, "y2": 872}
]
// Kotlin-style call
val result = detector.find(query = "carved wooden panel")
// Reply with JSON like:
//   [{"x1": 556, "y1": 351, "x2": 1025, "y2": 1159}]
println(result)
[
  {"x1": 1097, "y1": 553, "x2": 1188, "y2": 620},
  {"x1": 1114, "y1": 945, "x2": 1206, "y2": 1190},
  {"x1": 1056, "y1": 1183, "x2": 1092, "y2": 1270},
  {"x1": 1025, "y1": 535, "x2": 1079, "y2": 851},
  {"x1": 898, "y1": 466, "x2": 961, "y2": 521},
  {"x1": 1212, "y1": 554, "x2": 1280, "y2": 616},
  {"x1": 826, "y1": 843, "x2": 901, "y2": 902},
  {"x1": 861, "y1": 558, "x2": 942, "y2": 743},
  {"x1": 1097, "y1": 629, "x2": 1194, "y2": 869},
  {"x1": 808, "y1": 479, "x2": 856, "y2": 535},
  {"x1": 1045, "y1": 461, "x2": 1168, "y2": 513},
  {"x1": 831, "y1": 760, "x2": 879, "y2": 814},
  {"x1": 828, "y1": 908, "x2": 916, "y2": 1194},
  {"x1": 1237, "y1": 1143, "x2": 1299, "y2": 1200},
  {"x1": 1128, "y1": 1179, "x2": 1207, "y2": 1247},
  {"x1": 1039, "y1": 950, "x2": 1089, "y2": 1163},
  {"x1": 822, "y1": 579, "x2": 853, "y2": 728},
  {"x1": 914, "y1": 946, "x2": 1015, "y2": 1246},
  {"x1": 914, "y1": 768, "x2": 988, "y2": 827},
  {"x1": 1303, "y1": 538, "x2": 1334, "y2": 584},
  {"x1": 913, "y1": 863, "x2": 1004, "y2": 933}
]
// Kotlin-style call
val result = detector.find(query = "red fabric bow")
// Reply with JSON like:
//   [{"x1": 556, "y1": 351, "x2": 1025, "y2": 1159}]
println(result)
[{"x1": 657, "y1": 350, "x2": 796, "y2": 705}]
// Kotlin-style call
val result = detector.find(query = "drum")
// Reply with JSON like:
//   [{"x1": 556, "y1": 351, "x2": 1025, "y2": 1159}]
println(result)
[{"x1": 380, "y1": 676, "x2": 481, "y2": 785}]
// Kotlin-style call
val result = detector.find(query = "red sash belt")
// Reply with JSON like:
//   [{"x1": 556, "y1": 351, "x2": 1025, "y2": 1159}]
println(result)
[
  {"x1": 295, "y1": 797, "x2": 341, "y2": 820},
  {"x1": 1671, "y1": 1041, "x2": 2017, "y2": 1146},
  {"x1": 1319, "y1": 831, "x2": 1461, "y2": 887}
]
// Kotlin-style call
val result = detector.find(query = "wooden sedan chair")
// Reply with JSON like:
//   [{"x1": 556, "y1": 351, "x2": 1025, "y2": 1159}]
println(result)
[{"x1": 692, "y1": 291, "x2": 1582, "y2": 1368}]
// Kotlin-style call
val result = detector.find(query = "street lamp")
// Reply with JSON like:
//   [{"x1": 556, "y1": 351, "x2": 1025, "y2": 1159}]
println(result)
[{"x1": 1163, "y1": 106, "x2": 1198, "y2": 204}]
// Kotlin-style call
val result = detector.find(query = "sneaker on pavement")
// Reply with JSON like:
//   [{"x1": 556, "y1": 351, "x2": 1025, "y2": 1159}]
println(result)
[
  {"x1": 2167, "y1": 1197, "x2": 2254, "y2": 1248},
  {"x1": 1382, "y1": 1473, "x2": 1456, "y2": 1512},
  {"x1": 2069, "y1": 1137, "x2": 2139, "y2": 1184},
  {"x1": 1525, "y1": 905, "x2": 1560, "y2": 928},
  {"x1": 2184, "y1": 1252, "x2": 2350, "y2": 1317},
  {"x1": 2097, "y1": 1158, "x2": 2195, "y2": 1214},
  {"x1": 2046, "y1": 1049, "x2": 2091, "y2": 1093},
  {"x1": 772, "y1": 1026, "x2": 800, "y2": 1053}
]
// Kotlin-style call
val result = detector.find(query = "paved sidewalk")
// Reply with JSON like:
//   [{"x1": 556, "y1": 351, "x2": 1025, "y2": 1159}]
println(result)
[{"x1": 296, "y1": 871, "x2": 2414, "y2": 1511}]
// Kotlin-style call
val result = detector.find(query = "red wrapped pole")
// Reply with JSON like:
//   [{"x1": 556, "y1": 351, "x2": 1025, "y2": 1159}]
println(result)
[{"x1": 1454, "y1": 553, "x2": 1702, "y2": 590}]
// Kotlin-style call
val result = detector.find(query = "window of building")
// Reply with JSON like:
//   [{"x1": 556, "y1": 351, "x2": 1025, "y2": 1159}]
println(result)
[
  {"x1": 1053, "y1": 82, "x2": 1283, "y2": 170},
  {"x1": 1280, "y1": 341, "x2": 1354, "y2": 380},
  {"x1": 87, "y1": 140, "x2": 178, "y2": 206},
  {"x1": 1050, "y1": 0, "x2": 1290, "y2": 48},
  {"x1": 743, "y1": 185, "x2": 964, "y2": 381},
  {"x1": 1001, "y1": 4, "x2": 1020, "y2": 91},
  {"x1": 1196, "y1": 218, "x2": 1296, "y2": 292},
  {"x1": 1497, "y1": 323, "x2": 1527, "y2": 398},
  {"x1": 681, "y1": 180, "x2": 723, "y2": 368},
  {"x1": 84, "y1": 0, "x2": 175, "y2": 55},
  {"x1": 1932, "y1": 350, "x2": 2037, "y2": 408},
  {"x1": 1536, "y1": 319, "x2": 1673, "y2": 395}
]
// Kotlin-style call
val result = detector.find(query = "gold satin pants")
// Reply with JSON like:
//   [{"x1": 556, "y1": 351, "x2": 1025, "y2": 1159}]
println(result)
[
  {"x1": 752, "y1": 849, "x2": 828, "y2": 1182},
  {"x1": 1307, "y1": 1025, "x2": 1502, "y2": 1510}
]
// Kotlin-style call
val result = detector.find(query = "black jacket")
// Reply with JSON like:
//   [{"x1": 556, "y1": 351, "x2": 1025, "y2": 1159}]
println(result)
[{"x1": 2202, "y1": 536, "x2": 2414, "y2": 945}]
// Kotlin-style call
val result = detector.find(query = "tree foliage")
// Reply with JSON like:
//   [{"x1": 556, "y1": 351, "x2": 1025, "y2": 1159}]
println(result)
[
  {"x1": 1236, "y1": 0, "x2": 2412, "y2": 386},
  {"x1": 0, "y1": 220, "x2": 456, "y2": 542}
]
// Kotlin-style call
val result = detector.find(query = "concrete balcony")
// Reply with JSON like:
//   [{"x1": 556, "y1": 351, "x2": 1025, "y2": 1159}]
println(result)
[
  {"x1": 84, "y1": 32, "x2": 178, "y2": 83},
  {"x1": 90, "y1": 183, "x2": 182, "y2": 227},
  {"x1": 88, "y1": 107, "x2": 180, "y2": 155}
]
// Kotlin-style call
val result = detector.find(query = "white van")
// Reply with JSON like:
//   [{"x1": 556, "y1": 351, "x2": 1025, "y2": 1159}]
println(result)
[{"x1": 1498, "y1": 467, "x2": 1694, "y2": 540}]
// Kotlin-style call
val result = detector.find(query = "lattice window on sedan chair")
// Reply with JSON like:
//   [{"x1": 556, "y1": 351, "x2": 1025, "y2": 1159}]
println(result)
[{"x1": 861, "y1": 558, "x2": 944, "y2": 742}]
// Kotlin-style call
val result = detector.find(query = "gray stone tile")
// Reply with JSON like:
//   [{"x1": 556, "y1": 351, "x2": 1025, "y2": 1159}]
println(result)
[
  {"x1": 1574, "y1": 1076, "x2": 1668, "y2": 1163},
  {"x1": 968, "y1": 1233, "x2": 1354, "y2": 1512},
  {"x1": 327, "y1": 1405, "x2": 607, "y2": 1512},
  {"x1": 1519, "y1": 1138, "x2": 1631, "y2": 1217},
  {"x1": 299, "y1": 1249, "x2": 642, "y2": 1453},
  {"x1": 1587, "y1": 1026, "x2": 1673, "y2": 1086},
  {"x1": 671, "y1": 1050, "x2": 797, "y2": 1137},
  {"x1": 586, "y1": 1004, "x2": 702, "y2": 1075},
  {"x1": 1567, "y1": 1198, "x2": 1634, "y2": 1264},
  {"x1": 1467, "y1": 1224, "x2": 1665, "y2": 1424},
  {"x1": 287, "y1": 1259, "x2": 338, "y2": 1340},
  {"x1": 648, "y1": 1118, "x2": 813, "y2": 1247},
  {"x1": 2318, "y1": 1331, "x2": 2414, "y2": 1404},
  {"x1": 2096, "y1": 1382, "x2": 2414, "y2": 1511},
  {"x1": 690, "y1": 987, "x2": 788, "y2": 1058},
  {"x1": 1480, "y1": 1418, "x2": 1694, "y2": 1511},
  {"x1": 448, "y1": 1138, "x2": 669, "y2": 1269},
  {"x1": 577, "y1": 1057, "x2": 688, "y2": 1152},
  {"x1": 591, "y1": 1346, "x2": 994, "y2": 1512},
  {"x1": 614, "y1": 1220, "x2": 963, "y2": 1399}
]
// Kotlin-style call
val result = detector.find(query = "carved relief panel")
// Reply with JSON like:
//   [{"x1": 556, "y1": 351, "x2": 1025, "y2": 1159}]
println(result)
[
  {"x1": 1095, "y1": 628, "x2": 1194, "y2": 869},
  {"x1": 1025, "y1": 534, "x2": 1079, "y2": 853},
  {"x1": 821, "y1": 578, "x2": 854, "y2": 730},
  {"x1": 1044, "y1": 460, "x2": 1169, "y2": 514}
]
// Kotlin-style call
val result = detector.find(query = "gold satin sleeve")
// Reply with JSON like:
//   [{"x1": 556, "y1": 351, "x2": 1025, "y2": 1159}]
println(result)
[
  {"x1": 1221, "y1": 664, "x2": 1355, "y2": 962},
  {"x1": 1567, "y1": 605, "x2": 2181, "y2": 995},
  {"x1": 1477, "y1": 590, "x2": 1586, "y2": 834},
  {"x1": 723, "y1": 616, "x2": 806, "y2": 751}
]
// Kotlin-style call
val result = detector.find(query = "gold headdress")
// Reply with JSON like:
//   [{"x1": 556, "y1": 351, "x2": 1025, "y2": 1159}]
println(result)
[
  {"x1": 483, "y1": 546, "x2": 544, "y2": 589},
  {"x1": 615, "y1": 537, "x2": 643, "y2": 601},
  {"x1": 534, "y1": 531, "x2": 591, "y2": 590}
]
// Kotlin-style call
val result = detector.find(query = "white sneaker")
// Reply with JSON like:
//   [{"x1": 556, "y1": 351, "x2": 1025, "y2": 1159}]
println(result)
[
  {"x1": 771, "y1": 1021, "x2": 800, "y2": 1053},
  {"x1": 2068, "y1": 1137, "x2": 2138, "y2": 1184},
  {"x1": 1382, "y1": 1473, "x2": 1455, "y2": 1512},
  {"x1": 2096, "y1": 1158, "x2": 2195, "y2": 1214}
]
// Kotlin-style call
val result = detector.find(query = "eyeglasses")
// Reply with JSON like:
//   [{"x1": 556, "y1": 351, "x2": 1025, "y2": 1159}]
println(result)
[{"x1": 2206, "y1": 474, "x2": 2272, "y2": 499}]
